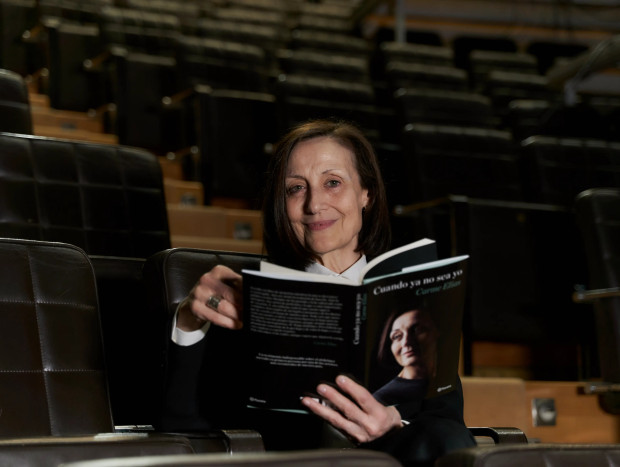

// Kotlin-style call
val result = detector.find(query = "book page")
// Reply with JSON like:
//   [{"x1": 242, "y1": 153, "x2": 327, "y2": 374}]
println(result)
[
  {"x1": 361, "y1": 238, "x2": 438, "y2": 280},
  {"x1": 243, "y1": 274, "x2": 363, "y2": 412},
  {"x1": 252, "y1": 262, "x2": 352, "y2": 285}
]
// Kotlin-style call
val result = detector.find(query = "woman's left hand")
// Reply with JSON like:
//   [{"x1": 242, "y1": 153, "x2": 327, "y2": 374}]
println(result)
[{"x1": 301, "y1": 374, "x2": 403, "y2": 444}]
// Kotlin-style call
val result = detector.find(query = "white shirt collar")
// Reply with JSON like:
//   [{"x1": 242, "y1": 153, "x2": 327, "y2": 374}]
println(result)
[{"x1": 305, "y1": 255, "x2": 367, "y2": 283}]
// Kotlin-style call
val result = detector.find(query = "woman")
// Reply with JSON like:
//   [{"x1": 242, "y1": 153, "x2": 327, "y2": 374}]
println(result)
[
  {"x1": 172, "y1": 120, "x2": 474, "y2": 465},
  {"x1": 373, "y1": 308, "x2": 439, "y2": 406}
]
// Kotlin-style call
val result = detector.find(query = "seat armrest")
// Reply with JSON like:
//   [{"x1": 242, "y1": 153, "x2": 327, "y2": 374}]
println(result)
[
  {"x1": 573, "y1": 287, "x2": 620, "y2": 303},
  {"x1": 468, "y1": 427, "x2": 528, "y2": 444},
  {"x1": 115, "y1": 426, "x2": 264, "y2": 453},
  {"x1": 148, "y1": 430, "x2": 265, "y2": 454}
]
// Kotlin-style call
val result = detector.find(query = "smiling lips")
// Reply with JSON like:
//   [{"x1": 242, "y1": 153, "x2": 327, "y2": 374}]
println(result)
[{"x1": 306, "y1": 219, "x2": 336, "y2": 231}]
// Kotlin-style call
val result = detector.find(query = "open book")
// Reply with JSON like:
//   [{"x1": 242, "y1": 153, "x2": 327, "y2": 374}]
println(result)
[{"x1": 241, "y1": 238, "x2": 468, "y2": 413}]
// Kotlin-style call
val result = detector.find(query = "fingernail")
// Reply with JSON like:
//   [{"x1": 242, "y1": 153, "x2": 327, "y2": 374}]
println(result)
[
  {"x1": 337, "y1": 375, "x2": 347, "y2": 384},
  {"x1": 318, "y1": 385, "x2": 327, "y2": 394}
]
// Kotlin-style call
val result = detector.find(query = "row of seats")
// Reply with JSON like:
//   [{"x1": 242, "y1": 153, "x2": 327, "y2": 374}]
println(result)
[
  {"x1": 1, "y1": 0, "x2": 608, "y2": 144},
  {"x1": 0, "y1": 64, "x2": 614, "y2": 383},
  {"x1": 3, "y1": 0, "x2": 618, "y2": 216},
  {"x1": 0, "y1": 195, "x2": 619, "y2": 464},
  {"x1": 0, "y1": 123, "x2": 605, "y2": 402},
  {"x1": 0, "y1": 1, "x2": 616, "y2": 465},
  {"x1": 0, "y1": 126, "x2": 265, "y2": 424},
  {"x1": 12, "y1": 60, "x2": 620, "y2": 212},
  {"x1": 389, "y1": 124, "x2": 620, "y2": 207}
]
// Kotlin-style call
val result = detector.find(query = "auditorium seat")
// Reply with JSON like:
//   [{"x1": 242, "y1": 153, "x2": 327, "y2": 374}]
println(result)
[
  {"x1": 274, "y1": 74, "x2": 386, "y2": 143},
  {"x1": 506, "y1": 99, "x2": 610, "y2": 142},
  {"x1": 295, "y1": 2, "x2": 356, "y2": 34},
  {"x1": 393, "y1": 195, "x2": 591, "y2": 379},
  {"x1": 377, "y1": 41, "x2": 454, "y2": 67},
  {"x1": 193, "y1": 85, "x2": 277, "y2": 207},
  {"x1": 393, "y1": 87, "x2": 500, "y2": 129},
  {"x1": 0, "y1": 0, "x2": 43, "y2": 77},
  {"x1": 584, "y1": 94, "x2": 620, "y2": 143},
  {"x1": 112, "y1": 49, "x2": 188, "y2": 155},
  {"x1": 451, "y1": 35, "x2": 518, "y2": 72},
  {"x1": 287, "y1": 29, "x2": 371, "y2": 59},
  {"x1": 223, "y1": 0, "x2": 294, "y2": 17},
  {"x1": 0, "y1": 132, "x2": 170, "y2": 256},
  {"x1": 435, "y1": 443, "x2": 620, "y2": 467},
  {"x1": 468, "y1": 50, "x2": 539, "y2": 91},
  {"x1": 0, "y1": 67, "x2": 33, "y2": 133},
  {"x1": 45, "y1": 19, "x2": 108, "y2": 112},
  {"x1": 372, "y1": 26, "x2": 443, "y2": 47},
  {"x1": 187, "y1": 18, "x2": 287, "y2": 68},
  {"x1": 38, "y1": 0, "x2": 108, "y2": 25},
  {"x1": 0, "y1": 238, "x2": 113, "y2": 437},
  {"x1": 481, "y1": 71, "x2": 557, "y2": 121},
  {"x1": 144, "y1": 244, "x2": 528, "y2": 453},
  {"x1": 574, "y1": 188, "x2": 620, "y2": 412},
  {"x1": 520, "y1": 135, "x2": 620, "y2": 205},
  {"x1": 399, "y1": 123, "x2": 524, "y2": 202},
  {"x1": 98, "y1": 6, "x2": 181, "y2": 57},
  {"x1": 142, "y1": 248, "x2": 264, "y2": 433},
  {"x1": 56, "y1": 449, "x2": 403, "y2": 467},
  {"x1": 370, "y1": 41, "x2": 456, "y2": 103},
  {"x1": 0, "y1": 237, "x2": 262, "y2": 462},
  {"x1": 122, "y1": 0, "x2": 203, "y2": 28},
  {"x1": 0, "y1": 435, "x2": 195, "y2": 467},
  {"x1": 0, "y1": 131, "x2": 170, "y2": 423},
  {"x1": 374, "y1": 141, "x2": 411, "y2": 207},
  {"x1": 276, "y1": 48, "x2": 370, "y2": 82},
  {"x1": 212, "y1": 6, "x2": 289, "y2": 31},
  {"x1": 384, "y1": 61, "x2": 468, "y2": 92},
  {"x1": 175, "y1": 35, "x2": 270, "y2": 93},
  {"x1": 526, "y1": 40, "x2": 590, "y2": 74}
]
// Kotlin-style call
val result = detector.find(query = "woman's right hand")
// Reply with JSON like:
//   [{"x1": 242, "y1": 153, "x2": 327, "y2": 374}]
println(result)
[{"x1": 176, "y1": 265, "x2": 244, "y2": 332}]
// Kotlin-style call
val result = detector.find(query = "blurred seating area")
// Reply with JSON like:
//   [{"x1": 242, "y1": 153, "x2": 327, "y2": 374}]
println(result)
[{"x1": 1, "y1": 0, "x2": 620, "y2": 465}]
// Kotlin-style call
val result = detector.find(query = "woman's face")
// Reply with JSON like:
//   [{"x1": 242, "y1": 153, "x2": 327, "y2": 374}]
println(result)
[
  {"x1": 285, "y1": 136, "x2": 369, "y2": 272},
  {"x1": 389, "y1": 310, "x2": 437, "y2": 375}
]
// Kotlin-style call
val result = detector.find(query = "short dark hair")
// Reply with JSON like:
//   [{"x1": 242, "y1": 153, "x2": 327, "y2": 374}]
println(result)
[{"x1": 262, "y1": 120, "x2": 391, "y2": 269}]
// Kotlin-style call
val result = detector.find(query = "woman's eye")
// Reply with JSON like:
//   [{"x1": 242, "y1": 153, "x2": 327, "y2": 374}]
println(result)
[
  {"x1": 326, "y1": 179, "x2": 341, "y2": 188},
  {"x1": 287, "y1": 185, "x2": 304, "y2": 195},
  {"x1": 390, "y1": 332, "x2": 402, "y2": 342}
]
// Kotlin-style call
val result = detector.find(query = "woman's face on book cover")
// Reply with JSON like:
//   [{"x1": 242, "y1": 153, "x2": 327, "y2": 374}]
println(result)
[
  {"x1": 285, "y1": 136, "x2": 369, "y2": 272},
  {"x1": 390, "y1": 309, "x2": 438, "y2": 378}
]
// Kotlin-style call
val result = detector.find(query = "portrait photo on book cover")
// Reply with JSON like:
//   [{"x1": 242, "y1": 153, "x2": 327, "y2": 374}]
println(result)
[{"x1": 366, "y1": 276, "x2": 464, "y2": 407}]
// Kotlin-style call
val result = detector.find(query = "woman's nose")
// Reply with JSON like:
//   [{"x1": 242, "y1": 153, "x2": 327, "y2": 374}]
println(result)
[
  {"x1": 305, "y1": 187, "x2": 325, "y2": 214},
  {"x1": 405, "y1": 331, "x2": 419, "y2": 349}
]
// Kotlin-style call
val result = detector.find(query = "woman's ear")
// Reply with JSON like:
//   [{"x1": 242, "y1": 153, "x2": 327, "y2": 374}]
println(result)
[{"x1": 363, "y1": 190, "x2": 373, "y2": 210}]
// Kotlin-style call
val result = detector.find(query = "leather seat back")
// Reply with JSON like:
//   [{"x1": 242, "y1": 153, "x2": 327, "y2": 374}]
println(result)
[
  {"x1": 0, "y1": 132, "x2": 170, "y2": 257},
  {"x1": 0, "y1": 238, "x2": 113, "y2": 436},
  {"x1": 0, "y1": 68, "x2": 33, "y2": 133}
]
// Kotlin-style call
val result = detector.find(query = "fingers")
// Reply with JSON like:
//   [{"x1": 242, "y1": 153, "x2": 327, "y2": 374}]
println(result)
[
  {"x1": 188, "y1": 265, "x2": 244, "y2": 330},
  {"x1": 301, "y1": 375, "x2": 402, "y2": 444},
  {"x1": 301, "y1": 391, "x2": 367, "y2": 444}
]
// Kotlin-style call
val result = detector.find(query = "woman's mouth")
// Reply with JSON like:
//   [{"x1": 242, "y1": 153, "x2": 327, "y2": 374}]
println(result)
[{"x1": 306, "y1": 220, "x2": 336, "y2": 231}]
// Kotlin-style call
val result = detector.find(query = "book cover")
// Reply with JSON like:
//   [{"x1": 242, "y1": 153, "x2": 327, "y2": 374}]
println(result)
[{"x1": 241, "y1": 239, "x2": 468, "y2": 413}]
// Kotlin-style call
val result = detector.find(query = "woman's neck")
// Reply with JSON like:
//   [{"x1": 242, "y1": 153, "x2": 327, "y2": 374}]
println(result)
[
  {"x1": 399, "y1": 366, "x2": 426, "y2": 380},
  {"x1": 319, "y1": 252, "x2": 363, "y2": 275}
]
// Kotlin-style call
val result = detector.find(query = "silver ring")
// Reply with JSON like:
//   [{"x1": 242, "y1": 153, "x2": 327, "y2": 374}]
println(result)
[{"x1": 206, "y1": 295, "x2": 222, "y2": 311}]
